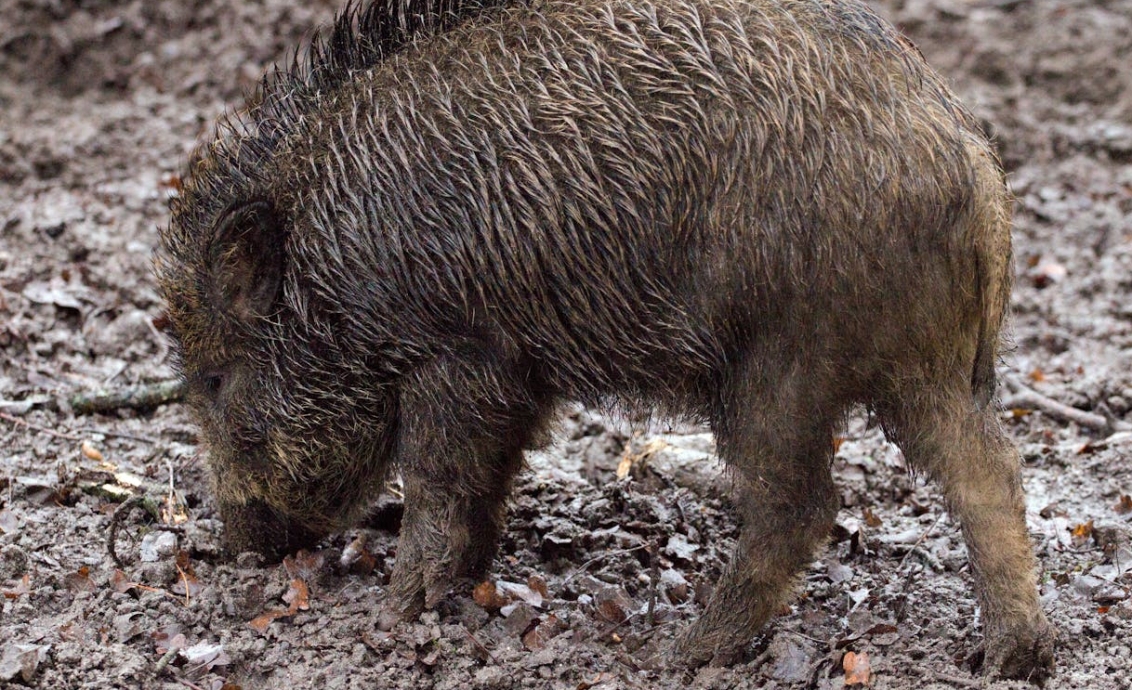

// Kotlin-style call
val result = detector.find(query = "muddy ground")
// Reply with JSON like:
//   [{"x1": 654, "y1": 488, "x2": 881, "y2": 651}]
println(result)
[{"x1": 2, "y1": 0, "x2": 1131, "y2": 688}]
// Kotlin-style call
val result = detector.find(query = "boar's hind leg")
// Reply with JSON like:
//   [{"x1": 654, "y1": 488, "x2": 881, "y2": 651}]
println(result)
[
  {"x1": 675, "y1": 359, "x2": 841, "y2": 666},
  {"x1": 380, "y1": 354, "x2": 543, "y2": 629},
  {"x1": 881, "y1": 382, "x2": 1054, "y2": 681}
]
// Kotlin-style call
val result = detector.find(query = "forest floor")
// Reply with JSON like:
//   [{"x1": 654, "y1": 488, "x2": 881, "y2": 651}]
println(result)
[{"x1": 2, "y1": 0, "x2": 1131, "y2": 688}]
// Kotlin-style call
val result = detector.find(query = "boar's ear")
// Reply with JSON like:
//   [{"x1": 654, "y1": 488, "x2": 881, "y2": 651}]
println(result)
[{"x1": 207, "y1": 200, "x2": 286, "y2": 321}]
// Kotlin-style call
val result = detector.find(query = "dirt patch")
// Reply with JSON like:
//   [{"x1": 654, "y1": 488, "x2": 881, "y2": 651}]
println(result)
[{"x1": 2, "y1": 0, "x2": 1131, "y2": 688}]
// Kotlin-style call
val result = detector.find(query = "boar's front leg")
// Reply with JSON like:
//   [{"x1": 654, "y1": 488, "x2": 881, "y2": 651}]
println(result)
[{"x1": 379, "y1": 351, "x2": 545, "y2": 628}]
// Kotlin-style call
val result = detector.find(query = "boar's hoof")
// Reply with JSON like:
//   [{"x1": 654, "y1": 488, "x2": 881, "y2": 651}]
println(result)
[
  {"x1": 984, "y1": 622, "x2": 1056, "y2": 685},
  {"x1": 376, "y1": 591, "x2": 426, "y2": 631},
  {"x1": 670, "y1": 627, "x2": 747, "y2": 669},
  {"x1": 220, "y1": 500, "x2": 324, "y2": 562}
]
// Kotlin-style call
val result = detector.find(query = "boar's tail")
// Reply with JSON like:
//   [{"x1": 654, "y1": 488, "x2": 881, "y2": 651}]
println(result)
[{"x1": 968, "y1": 138, "x2": 1014, "y2": 410}]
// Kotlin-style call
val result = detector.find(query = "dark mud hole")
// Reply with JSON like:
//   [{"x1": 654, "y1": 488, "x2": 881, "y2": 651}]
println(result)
[{"x1": 2, "y1": 1, "x2": 1132, "y2": 688}]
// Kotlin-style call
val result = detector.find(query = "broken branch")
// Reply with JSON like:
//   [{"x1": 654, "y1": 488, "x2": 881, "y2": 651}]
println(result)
[{"x1": 71, "y1": 379, "x2": 186, "y2": 415}]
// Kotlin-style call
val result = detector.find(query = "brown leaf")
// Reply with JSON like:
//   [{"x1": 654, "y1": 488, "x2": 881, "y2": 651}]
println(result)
[
  {"x1": 527, "y1": 574, "x2": 549, "y2": 599},
  {"x1": 340, "y1": 535, "x2": 377, "y2": 575},
  {"x1": 158, "y1": 174, "x2": 183, "y2": 193},
  {"x1": 576, "y1": 673, "x2": 616, "y2": 690},
  {"x1": 2, "y1": 573, "x2": 32, "y2": 599},
  {"x1": 152, "y1": 625, "x2": 186, "y2": 654},
  {"x1": 283, "y1": 579, "x2": 310, "y2": 612},
  {"x1": 81, "y1": 440, "x2": 104, "y2": 462},
  {"x1": 522, "y1": 613, "x2": 566, "y2": 651},
  {"x1": 832, "y1": 436, "x2": 846, "y2": 453},
  {"x1": 248, "y1": 578, "x2": 311, "y2": 633},
  {"x1": 248, "y1": 610, "x2": 287, "y2": 634},
  {"x1": 593, "y1": 587, "x2": 632, "y2": 624},
  {"x1": 111, "y1": 569, "x2": 137, "y2": 594},
  {"x1": 473, "y1": 580, "x2": 508, "y2": 611},
  {"x1": 843, "y1": 650, "x2": 872, "y2": 686},
  {"x1": 1028, "y1": 368, "x2": 1047, "y2": 383},
  {"x1": 862, "y1": 507, "x2": 883, "y2": 528},
  {"x1": 283, "y1": 550, "x2": 325, "y2": 581},
  {"x1": 1070, "y1": 519, "x2": 1094, "y2": 546},
  {"x1": 1115, "y1": 495, "x2": 1132, "y2": 515},
  {"x1": 64, "y1": 566, "x2": 96, "y2": 593},
  {"x1": 1030, "y1": 260, "x2": 1066, "y2": 289}
]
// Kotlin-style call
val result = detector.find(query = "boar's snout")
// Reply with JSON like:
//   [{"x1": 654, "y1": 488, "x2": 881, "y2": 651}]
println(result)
[{"x1": 220, "y1": 499, "x2": 324, "y2": 562}]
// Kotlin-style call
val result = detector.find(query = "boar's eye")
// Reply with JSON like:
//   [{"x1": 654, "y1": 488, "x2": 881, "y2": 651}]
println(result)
[
  {"x1": 204, "y1": 373, "x2": 224, "y2": 396},
  {"x1": 198, "y1": 371, "x2": 226, "y2": 399}
]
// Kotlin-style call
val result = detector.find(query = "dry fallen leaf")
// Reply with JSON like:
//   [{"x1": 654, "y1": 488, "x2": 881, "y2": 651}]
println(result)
[
  {"x1": 527, "y1": 574, "x2": 549, "y2": 599},
  {"x1": 1115, "y1": 495, "x2": 1132, "y2": 515},
  {"x1": 473, "y1": 580, "x2": 509, "y2": 611},
  {"x1": 2, "y1": 573, "x2": 32, "y2": 599},
  {"x1": 111, "y1": 569, "x2": 137, "y2": 594},
  {"x1": 593, "y1": 587, "x2": 632, "y2": 624},
  {"x1": 172, "y1": 552, "x2": 203, "y2": 599},
  {"x1": 862, "y1": 507, "x2": 883, "y2": 528},
  {"x1": 248, "y1": 578, "x2": 311, "y2": 633},
  {"x1": 283, "y1": 550, "x2": 325, "y2": 581},
  {"x1": 248, "y1": 610, "x2": 284, "y2": 634},
  {"x1": 1030, "y1": 260, "x2": 1067, "y2": 289},
  {"x1": 616, "y1": 438, "x2": 669, "y2": 479},
  {"x1": 1070, "y1": 519, "x2": 1095, "y2": 546},
  {"x1": 576, "y1": 673, "x2": 616, "y2": 690},
  {"x1": 80, "y1": 440, "x2": 104, "y2": 462},
  {"x1": 843, "y1": 650, "x2": 872, "y2": 686},
  {"x1": 283, "y1": 578, "x2": 310, "y2": 611},
  {"x1": 522, "y1": 613, "x2": 566, "y2": 651},
  {"x1": 152, "y1": 625, "x2": 186, "y2": 654},
  {"x1": 64, "y1": 566, "x2": 96, "y2": 593},
  {"x1": 0, "y1": 508, "x2": 18, "y2": 535}
]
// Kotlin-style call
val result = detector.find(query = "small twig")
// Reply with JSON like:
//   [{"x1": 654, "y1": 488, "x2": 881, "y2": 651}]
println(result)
[
  {"x1": 71, "y1": 379, "x2": 186, "y2": 415},
  {"x1": 74, "y1": 428, "x2": 161, "y2": 444},
  {"x1": 462, "y1": 627, "x2": 505, "y2": 671},
  {"x1": 978, "y1": 0, "x2": 1030, "y2": 10},
  {"x1": 894, "y1": 512, "x2": 947, "y2": 622},
  {"x1": 2, "y1": 412, "x2": 162, "y2": 445},
  {"x1": 1001, "y1": 374, "x2": 1127, "y2": 434},
  {"x1": 171, "y1": 675, "x2": 206, "y2": 690},
  {"x1": 647, "y1": 541, "x2": 660, "y2": 625},
  {"x1": 0, "y1": 412, "x2": 83, "y2": 440},
  {"x1": 152, "y1": 647, "x2": 179, "y2": 676},
  {"x1": 107, "y1": 495, "x2": 162, "y2": 568},
  {"x1": 930, "y1": 670, "x2": 984, "y2": 688},
  {"x1": 597, "y1": 610, "x2": 640, "y2": 640},
  {"x1": 783, "y1": 629, "x2": 827, "y2": 645},
  {"x1": 562, "y1": 544, "x2": 649, "y2": 586}
]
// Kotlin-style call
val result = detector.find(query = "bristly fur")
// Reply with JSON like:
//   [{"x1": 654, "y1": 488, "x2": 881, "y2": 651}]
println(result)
[
  {"x1": 165, "y1": 0, "x2": 519, "y2": 274},
  {"x1": 158, "y1": 0, "x2": 1053, "y2": 679}
]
